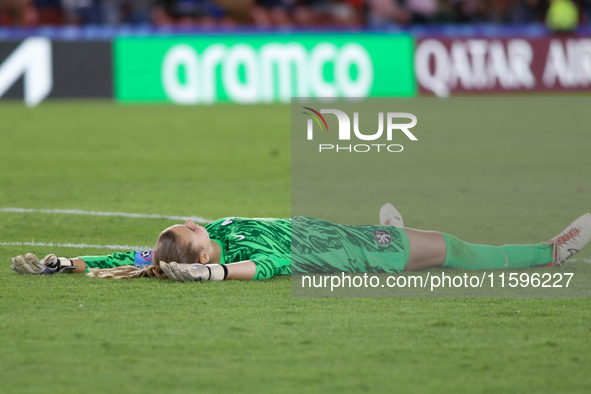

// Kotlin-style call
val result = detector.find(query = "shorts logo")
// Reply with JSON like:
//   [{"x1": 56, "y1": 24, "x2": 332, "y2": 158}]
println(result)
[{"x1": 373, "y1": 230, "x2": 392, "y2": 245}]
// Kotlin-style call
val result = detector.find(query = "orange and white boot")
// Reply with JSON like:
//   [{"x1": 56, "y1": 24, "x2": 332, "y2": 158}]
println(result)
[
  {"x1": 544, "y1": 213, "x2": 591, "y2": 267},
  {"x1": 379, "y1": 203, "x2": 404, "y2": 227}
]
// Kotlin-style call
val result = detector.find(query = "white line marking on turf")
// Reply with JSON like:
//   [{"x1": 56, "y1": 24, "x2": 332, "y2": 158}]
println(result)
[
  {"x1": 0, "y1": 208, "x2": 213, "y2": 224},
  {"x1": 0, "y1": 241, "x2": 151, "y2": 251}
]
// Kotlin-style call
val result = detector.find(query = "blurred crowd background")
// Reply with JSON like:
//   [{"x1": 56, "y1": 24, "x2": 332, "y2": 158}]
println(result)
[{"x1": 0, "y1": 0, "x2": 589, "y2": 28}]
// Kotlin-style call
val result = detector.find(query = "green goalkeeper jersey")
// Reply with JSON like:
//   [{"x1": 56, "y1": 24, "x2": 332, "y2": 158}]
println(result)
[
  {"x1": 79, "y1": 217, "x2": 410, "y2": 280},
  {"x1": 205, "y1": 217, "x2": 292, "y2": 280}
]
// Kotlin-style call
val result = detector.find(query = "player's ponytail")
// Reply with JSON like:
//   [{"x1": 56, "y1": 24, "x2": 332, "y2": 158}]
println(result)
[
  {"x1": 87, "y1": 264, "x2": 162, "y2": 279},
  {"x1": 87, "y1": 227, "x2": 202, "y2": 279}
]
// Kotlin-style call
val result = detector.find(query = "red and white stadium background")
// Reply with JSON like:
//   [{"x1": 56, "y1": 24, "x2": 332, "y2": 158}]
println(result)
[{"x1": 415, "y1": 36, "x2": 591, "y2": 96}]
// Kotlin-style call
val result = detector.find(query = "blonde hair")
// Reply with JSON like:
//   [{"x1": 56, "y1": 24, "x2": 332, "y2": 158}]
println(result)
[{"x1": 87, "y1": 228, "x2": 203, "y2": 279}]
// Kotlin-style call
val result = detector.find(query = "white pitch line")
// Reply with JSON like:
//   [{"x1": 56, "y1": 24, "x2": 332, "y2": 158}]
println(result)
[
  {"x1": 0, "y1": 207, "x2": 213, "y2": 224},
  {"x1": 0, "y1": 241, "x2": 151, "y2": 251}
]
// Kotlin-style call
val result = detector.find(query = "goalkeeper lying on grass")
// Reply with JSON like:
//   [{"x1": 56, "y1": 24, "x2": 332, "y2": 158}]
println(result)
[{"x1": 10, "y1": 204, "x2": 591, "y2": 282}]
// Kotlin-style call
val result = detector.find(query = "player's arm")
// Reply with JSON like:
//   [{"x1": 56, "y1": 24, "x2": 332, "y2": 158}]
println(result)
[
  {"x1": 160, "y1": 253, "x2": 291, "y2": 282},
  {"x1": 71, "y1": 258, "x2": 87, "y2": 273},
  {"x1": 10, "y1": 251, "x2": 141, "y2": 275},
  {"x1": 226, "y1": 261, "x2": 257, "y2": 279},
  {"x1": 160, "y1": 260, "x2": 256, "y2": 281}
]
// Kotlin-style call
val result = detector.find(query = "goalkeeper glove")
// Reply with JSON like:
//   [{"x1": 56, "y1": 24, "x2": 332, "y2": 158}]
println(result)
[
  {"x1": 10, "y1": 253, "x2": 78, "y2": 274},
  {"x1": 160, "y1": 261, "x2": 228, "y2": 282}
]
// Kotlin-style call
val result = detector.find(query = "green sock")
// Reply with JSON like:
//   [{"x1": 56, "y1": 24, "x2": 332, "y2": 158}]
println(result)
[{"x1": 442, "y1": 233, "x2": 553, "y2": 269}]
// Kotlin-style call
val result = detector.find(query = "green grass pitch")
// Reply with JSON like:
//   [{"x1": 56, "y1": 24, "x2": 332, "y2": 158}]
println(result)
[{"x1": 1, "y1": 100, "x2": 590, "y2": 393}]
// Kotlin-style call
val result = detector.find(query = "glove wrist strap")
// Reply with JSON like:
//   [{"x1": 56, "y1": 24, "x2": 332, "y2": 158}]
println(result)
[
  {"x1": 54, "y1": 258, "x2": 78, "y2": 274},
  {"x1": 206, "y1": 264, "x2": 227, "y2": 281}
]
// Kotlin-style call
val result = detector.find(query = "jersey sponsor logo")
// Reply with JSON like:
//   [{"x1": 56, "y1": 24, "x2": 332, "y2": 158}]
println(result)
[
  {"x1": 230, "y1": 234, "x2": 245, "y2": 240},
  {"x1": 134, "y1": 250, "x2": 154, "y2": 268},
  {"x1": 373, "y1": 230, "x2": 393, "y2": 246},
  {"x1": 222, "y1": 218, "x2": 235, "y2": 226}
]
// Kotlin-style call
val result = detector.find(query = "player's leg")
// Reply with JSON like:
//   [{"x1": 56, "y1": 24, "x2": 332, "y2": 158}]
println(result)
[
  {"x1": 403, "y1": 228, "x2": 554, "y2": 271},
  {"x1": 403, "y1": 213, "x2": 591, "y2": 271},
  {"x1": 403, "y1": 228, "x2": 446, "y2": 271}
]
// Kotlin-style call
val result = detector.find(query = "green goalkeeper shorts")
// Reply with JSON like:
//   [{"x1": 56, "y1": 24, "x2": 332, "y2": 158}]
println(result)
[{"x1": 291, "y1": 217, "x2": 411, "y2": 274}]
